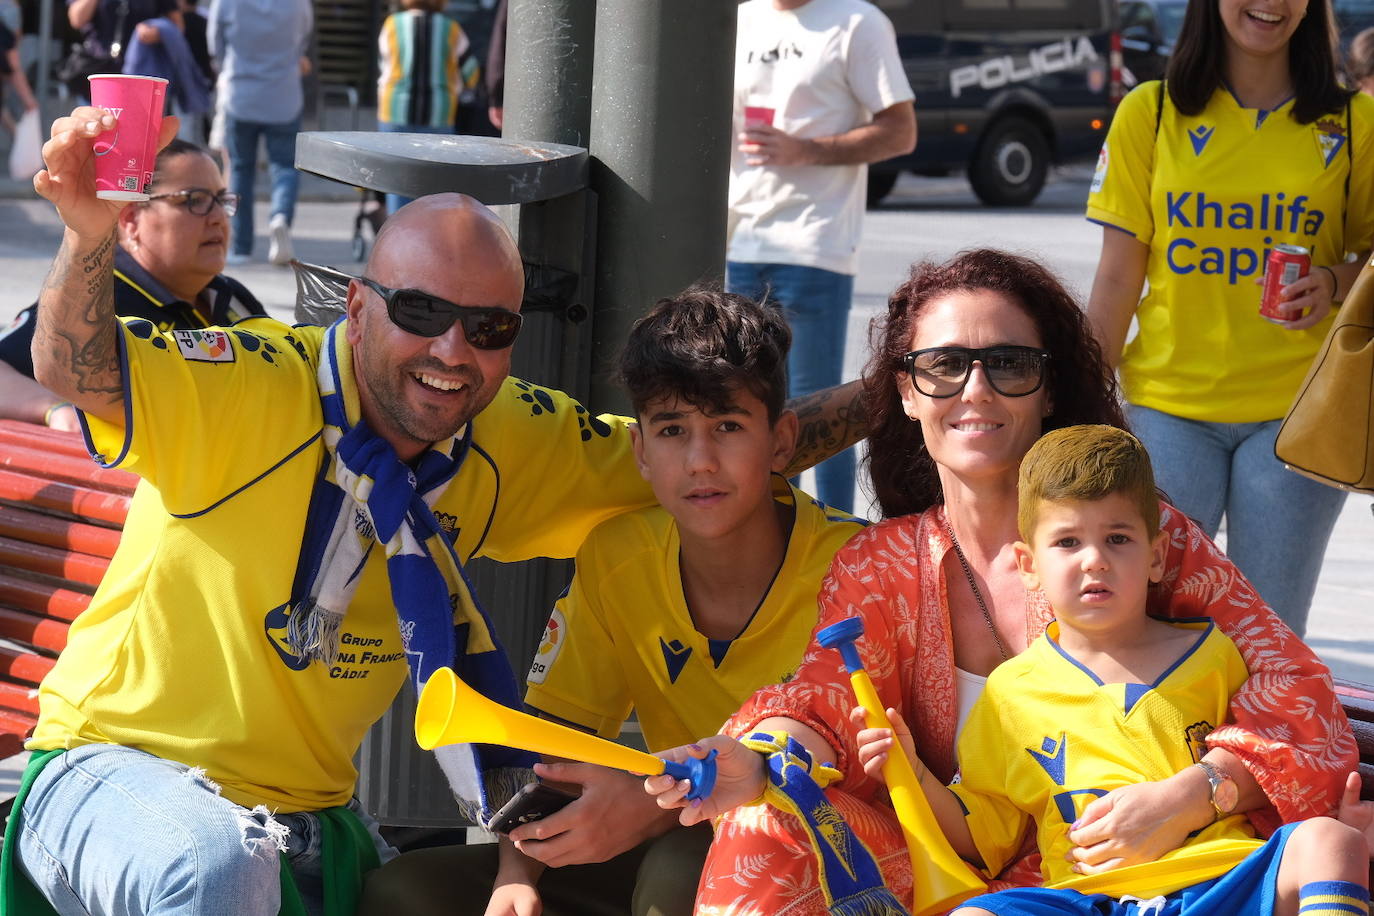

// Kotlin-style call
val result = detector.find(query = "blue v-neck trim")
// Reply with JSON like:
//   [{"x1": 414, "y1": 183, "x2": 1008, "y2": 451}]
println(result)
[
  {"x1": 1047, "y1": 618, "x2": 1216, "y2": 713},
  {"x1": 1220, "y1": 79, "x2": 1293, "y2": 128}
]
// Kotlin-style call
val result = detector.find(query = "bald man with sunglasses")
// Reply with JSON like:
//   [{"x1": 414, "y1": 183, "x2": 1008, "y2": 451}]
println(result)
[
  {"x1": 14, "y1": 108, "x2": 863, "y2": 916},
  {"x1": 9, "y1": 107, "x2": 656, "y2": 916}
]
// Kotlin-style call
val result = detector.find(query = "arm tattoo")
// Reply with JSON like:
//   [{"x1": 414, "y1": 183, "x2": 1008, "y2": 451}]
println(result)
[
  {"x1": 783, "y1": 381, "x2": 869, "y2": 478},
  {"x1": 35, "y1": 230, "x2": 124, "y2": 403}
]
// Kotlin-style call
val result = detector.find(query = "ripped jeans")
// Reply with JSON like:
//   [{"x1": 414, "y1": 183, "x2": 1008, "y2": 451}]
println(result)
[{"x1": 16, "y1": 744, "x2": 396, "y2": 916}]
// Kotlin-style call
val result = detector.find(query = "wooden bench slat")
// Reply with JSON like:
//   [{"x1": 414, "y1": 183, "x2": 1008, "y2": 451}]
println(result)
[
  {"x1": 0, "y1": 679, "x2": 40, "y2": 717},
  {"x1": 0, "y1": 536, "x2": 109, "y2": 588},
  {"x1": 0, "y1": 647, "x2": 55, "y2": 686},
  {"x1": 0, "y1": 442, "x2": 138, "y2": 495},
  {"x1": 0, "y1": 419, "x2": 93, "y2": 461},
  {"x1": 0, "y1": 607, "x2": 70, "y2": 654},
  {"x1": 0, "y1": 731, "x2": 25, "y2": 760},
  {"x1": 0, "y1": 467, "x2": 131, "y2": 527},
  {"x1": 0, "y1": 504, "x2": 121, "y2": 558},
  {"x1": 0, "y1": 573, "x2": 91, "y2": 622}
]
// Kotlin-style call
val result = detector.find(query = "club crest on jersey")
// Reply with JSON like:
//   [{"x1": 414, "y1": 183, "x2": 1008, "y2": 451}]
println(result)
[
  {"x1": 1184, "y1": 720, "x2": 1214, "y2": 762},
  {"x1": 174, "y1": 329, "x2": 235, "y2": 362},
  {"x1": 1027, "y1": 732, "x2": 1068, "y2": 785},
  {"x1": 527, "y1": 608, "x2": 566, "y2": 684},
  {"x1": 1314, "y1": 118, "x2": 1347, "y2": 168},
  {"x1": 1187, "y1": 124, "x2": 1215, "y2": 157},
  {"x1": 659, "y1": 637, "x2": 693, "y2": 684}
]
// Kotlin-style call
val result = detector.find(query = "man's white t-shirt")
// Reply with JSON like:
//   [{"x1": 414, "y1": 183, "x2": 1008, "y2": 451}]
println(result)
[{"x1": 728, "y1": 0, "x2": 913, "y2": 276}]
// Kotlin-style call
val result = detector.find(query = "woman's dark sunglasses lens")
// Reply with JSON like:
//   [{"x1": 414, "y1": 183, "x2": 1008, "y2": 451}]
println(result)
[
  {"x1": 908, "y1": 348, "x2": 1044, "y2": 396},
  {"x1": 393, "y1": 293, "x2": 521, "y2": 349},
  {"x1": 983, "y1": 350, "x2": 1044, "y2": 393}
]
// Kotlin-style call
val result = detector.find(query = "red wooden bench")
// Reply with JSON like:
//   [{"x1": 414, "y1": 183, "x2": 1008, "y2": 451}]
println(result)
[
  {"x1": 1338, "y1": 678, "x2": 1374, "y2": 802},
  {"x1": 0, "y1": 420, "x2": 134, "y2": 759}
]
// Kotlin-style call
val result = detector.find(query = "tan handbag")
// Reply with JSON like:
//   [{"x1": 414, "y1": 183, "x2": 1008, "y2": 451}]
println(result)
[{"x1": 1274, "y1": 254, "x2": 1374, "y2": 493}]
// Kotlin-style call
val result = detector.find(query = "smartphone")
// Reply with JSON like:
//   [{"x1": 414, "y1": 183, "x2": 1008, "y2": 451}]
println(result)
[{"x1": 484, "y1": 782, "x2": 577, "y2": 835}]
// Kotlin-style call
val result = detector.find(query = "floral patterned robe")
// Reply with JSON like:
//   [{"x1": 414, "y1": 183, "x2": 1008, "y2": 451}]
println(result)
[{"x1": 695, "y1": 502, "x2": 1357, "y2": 915}]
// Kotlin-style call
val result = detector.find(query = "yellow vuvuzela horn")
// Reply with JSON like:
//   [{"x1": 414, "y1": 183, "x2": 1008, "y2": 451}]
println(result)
[
  {"x1": 818, "y1": 617, "x2": 985, "y2": 916},
  {"x1": 415, "y1": 667, "x2": 716, "y2": 799}
]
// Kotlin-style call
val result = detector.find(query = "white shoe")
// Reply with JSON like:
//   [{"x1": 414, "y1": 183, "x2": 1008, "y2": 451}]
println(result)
[{"x1": 268, "y1": 214, "x2": 294, "y2": 266}]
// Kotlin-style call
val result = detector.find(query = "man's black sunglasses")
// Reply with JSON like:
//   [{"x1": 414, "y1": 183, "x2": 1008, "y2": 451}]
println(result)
[
  {"x1": 357, "y1": 276, "x2": 523, "y2": 350},
  {"x1": 901, "y1": 345, "x2": 1051, "y2": 398}
]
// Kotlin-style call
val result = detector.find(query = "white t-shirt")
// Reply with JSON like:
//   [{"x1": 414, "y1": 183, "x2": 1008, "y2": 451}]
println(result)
[{"x1": 728, "y1": 0, "x2": 914, "y2": 276}]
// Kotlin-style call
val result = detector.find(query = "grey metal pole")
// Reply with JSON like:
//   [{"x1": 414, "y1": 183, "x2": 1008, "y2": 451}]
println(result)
[
  {"x1": 37, "y1": 0, "x2": 54, "y2": 110},
  {"x1": 587, "y1": 0, "x2": 738, "y2": 413},
  {"x1": 504, "y1": 0, "x2": 595, "y2": 148}
]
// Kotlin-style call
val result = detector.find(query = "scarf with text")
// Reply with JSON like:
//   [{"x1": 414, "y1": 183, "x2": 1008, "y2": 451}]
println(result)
[{"x1": 288, "y1": 320, "x2": 532, "y2": 823}]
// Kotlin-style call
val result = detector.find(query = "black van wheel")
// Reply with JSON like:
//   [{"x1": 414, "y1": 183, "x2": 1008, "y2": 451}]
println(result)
[
  {"x1": 969, "y1": 116, "x2": 1050, "y2": 206},
  {"x1": 866, "y1": 170, "x2": 900, "y2": 208}
]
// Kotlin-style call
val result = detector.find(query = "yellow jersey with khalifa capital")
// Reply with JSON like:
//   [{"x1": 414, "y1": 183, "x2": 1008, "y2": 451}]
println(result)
[
  {"x1": 523, "y1": 480, "x2": 866, "y2": 752},
  {"x1": 28, "y1": 316, "x2": 652, "y2": 813},
  {"x1": 1087, "y1": 82, "x2": 1374, "y2": 422},
  {"x1": 950, "y1": 620, "x2": 1259, "y2": 897}
]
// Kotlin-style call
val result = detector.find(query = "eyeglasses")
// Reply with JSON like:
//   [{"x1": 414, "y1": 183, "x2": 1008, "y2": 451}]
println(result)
[
  {"x1": 146, "y1": 188, "x2": 240, "y2": 217},
  {"x1": 356, "y1": 276, "x2": 524, "y2": 349},
  {"x1": 901, "y1": 346, "x2": 1051, "y2": 398}
]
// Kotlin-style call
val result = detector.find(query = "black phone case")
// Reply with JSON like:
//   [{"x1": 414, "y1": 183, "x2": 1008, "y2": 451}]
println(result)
[{"x1": 484, "y1": 783, "x2": 576, "y2": 835}]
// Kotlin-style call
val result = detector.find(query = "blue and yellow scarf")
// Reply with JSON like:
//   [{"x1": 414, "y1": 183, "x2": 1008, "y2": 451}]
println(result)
[{"x1": 289, "y1": 320, "x2": 533, "y2": 823}]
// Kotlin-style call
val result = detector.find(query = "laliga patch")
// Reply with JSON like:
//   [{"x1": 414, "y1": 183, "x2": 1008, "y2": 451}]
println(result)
[
  {"x1": 1089, "y1": 142, "x2": 1108, "y2": 194},
  {"x1": 174, "y1": 329, "x2": 236, "y2": 363},
  {"x1": 526, "y1": 608, "x2": 566, "y2": 685}
]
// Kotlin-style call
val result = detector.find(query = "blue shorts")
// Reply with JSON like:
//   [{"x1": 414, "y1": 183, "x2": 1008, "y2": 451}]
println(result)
[{"x1": 960, "y1": 823, "x2": 1297, "y2": 916}]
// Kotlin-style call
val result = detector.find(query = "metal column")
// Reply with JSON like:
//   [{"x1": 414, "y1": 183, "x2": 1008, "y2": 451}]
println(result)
[{"x1": 586, "y1": 0, "x2": 739, "y2": 413}]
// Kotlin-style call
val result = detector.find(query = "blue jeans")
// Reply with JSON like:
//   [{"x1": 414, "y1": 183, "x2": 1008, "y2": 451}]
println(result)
[
  {"x1": 1127, "y1": 404, "x2": 1347, "y2": 637},
  {"x1": 378, "y1": 122, "x2": 453, "y2": 214},
  {"x1": 225, "y1": 114, "x2": 302, "y2": 258},
  {"x1": 726, "y1": 261, "x2": 857, "y2": 513},
  {"x1": 17, "y1": 744, "x2": 395, "y2": 916}
]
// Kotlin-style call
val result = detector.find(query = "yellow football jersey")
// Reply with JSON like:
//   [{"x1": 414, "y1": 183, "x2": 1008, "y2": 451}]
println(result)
[
  {"x1": 1086, "y1": 82, "x2": 1374, "y2": 423},
  {"x1": 30, "y1": 317, "x2": 652, "y2": 812},
  {"x1": 523, "y1": 481, "x2": 866, "y2": 752},
  {"x1": 950, "y1": 620, "x2": 1259, "y2": 897}
]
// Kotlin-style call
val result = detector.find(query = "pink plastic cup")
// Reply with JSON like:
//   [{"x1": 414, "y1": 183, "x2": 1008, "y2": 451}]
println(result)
[{"x1": 88, "y1": 74, "x2": 168, "y2": 201}]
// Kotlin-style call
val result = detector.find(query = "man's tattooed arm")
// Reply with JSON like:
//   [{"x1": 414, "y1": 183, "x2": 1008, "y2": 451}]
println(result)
[
  {"x1": 783, "y1": 379, "x2": 868, "y2": 478},
  {"x1": 32, "y1": 228, "x2": 125, "y2": 425}
]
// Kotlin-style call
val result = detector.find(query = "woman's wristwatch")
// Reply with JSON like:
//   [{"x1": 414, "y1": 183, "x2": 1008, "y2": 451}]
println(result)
[{"x1": 1194, "y1": 759, "x2": 1238, "y2": 821}]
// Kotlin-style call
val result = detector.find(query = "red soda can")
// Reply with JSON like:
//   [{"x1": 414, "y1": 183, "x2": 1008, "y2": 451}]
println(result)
[{"x1": 1260, "y1": 243, "x2": 1311, "y2": 321}]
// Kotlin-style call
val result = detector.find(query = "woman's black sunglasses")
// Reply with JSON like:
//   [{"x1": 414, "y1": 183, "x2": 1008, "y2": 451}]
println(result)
[
  {"x1": 357, "y1": 276, "x2": 523, "y2": 350},
  {"x1": 901, "y1": 345, "x2": 1051, "y2": 398}
]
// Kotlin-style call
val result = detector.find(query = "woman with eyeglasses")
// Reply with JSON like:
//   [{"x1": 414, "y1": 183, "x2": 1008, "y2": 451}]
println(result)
[
  {"x1": 0, "y1": 137, "x2": 264, "y2": 431},
  {"x1": 1085, "y1": 0, "x2": 1374, "y2": 638},
  {"x1": 643, "y1": 249, "x2": 1354, "y2": 914}
]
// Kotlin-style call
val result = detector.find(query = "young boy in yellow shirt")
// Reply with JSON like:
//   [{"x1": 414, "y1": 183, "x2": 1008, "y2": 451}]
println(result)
[
  {"x1": 857, "y1": 424, "x2": 1369, "y2": 916},
  {"x1": 490, "y1": 288, "x2": 866, "y2": 915}
]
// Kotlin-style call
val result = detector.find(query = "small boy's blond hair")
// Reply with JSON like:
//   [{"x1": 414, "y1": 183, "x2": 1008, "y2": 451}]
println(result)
[{"x1": 1017, "y1": 425, "x2": 1159, "y2": 542}]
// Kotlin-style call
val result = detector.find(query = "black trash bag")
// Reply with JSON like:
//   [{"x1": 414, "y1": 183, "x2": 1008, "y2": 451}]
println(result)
[{"x1": 291, "y1": 259, "x2": 353, "y2": 327}]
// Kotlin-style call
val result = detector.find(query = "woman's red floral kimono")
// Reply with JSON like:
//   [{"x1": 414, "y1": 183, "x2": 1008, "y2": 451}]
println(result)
[{"x1": 695, "y1": 502, "x2": 1357, "y2": 915}]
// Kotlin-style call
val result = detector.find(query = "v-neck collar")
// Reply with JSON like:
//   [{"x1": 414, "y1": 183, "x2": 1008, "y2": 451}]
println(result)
[
  {"x1": 1044, "y1": 618, "x2": 1216, "y2": 714},
  {"x1": 669, "y1": 475, "x2": 802, "y2": 667}
]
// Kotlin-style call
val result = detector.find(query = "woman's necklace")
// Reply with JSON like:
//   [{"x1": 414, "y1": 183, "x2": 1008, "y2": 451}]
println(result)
[{"x1": 945, "y1": 523, "x2": 1010, "y2": 662}]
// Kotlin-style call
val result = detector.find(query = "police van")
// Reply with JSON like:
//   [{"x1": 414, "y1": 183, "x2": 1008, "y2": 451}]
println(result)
[{"x1": 871, "y1": 0, "x2": 1120, "y2": 206}]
